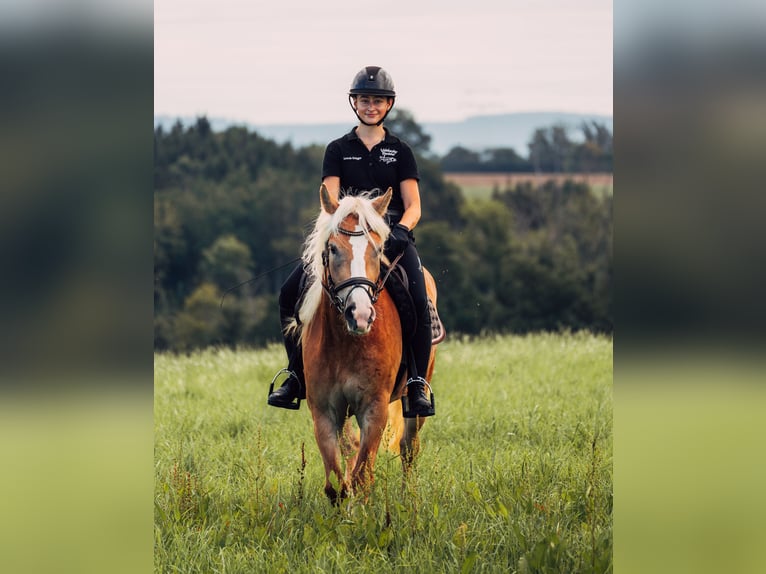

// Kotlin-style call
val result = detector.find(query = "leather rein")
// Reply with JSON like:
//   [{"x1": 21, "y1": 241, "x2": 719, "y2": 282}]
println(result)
[{"x1": 321, "y1": 226, "x2": 402, "y2": 315}]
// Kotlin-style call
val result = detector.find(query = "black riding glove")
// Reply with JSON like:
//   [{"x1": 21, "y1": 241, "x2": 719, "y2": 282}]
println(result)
[{"x1": 387, "y1": 223, "x2": 410, "y2": 257}]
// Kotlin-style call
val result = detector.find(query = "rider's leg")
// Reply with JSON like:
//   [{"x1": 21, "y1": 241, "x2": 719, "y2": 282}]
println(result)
[
  {"x1": 397, "y1": 243, "x2": 435, "y2": 417},
  {"x1": 268, "y1": 264, "x2": 305, "y2": 408}
]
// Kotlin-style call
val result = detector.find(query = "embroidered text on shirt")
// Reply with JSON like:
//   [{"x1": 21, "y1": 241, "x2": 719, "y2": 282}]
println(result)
[{"x1": 379, "y1": 148, "x2": 398, "y2": 164}]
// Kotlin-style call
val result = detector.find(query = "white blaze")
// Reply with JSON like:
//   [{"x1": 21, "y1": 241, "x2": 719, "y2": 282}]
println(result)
[
  {"x1": 349, "y1": 227, "x2": 368, "y2": 278},
  {"x1": 346, "y1": 225, "x2": 375, "y2": 331}
]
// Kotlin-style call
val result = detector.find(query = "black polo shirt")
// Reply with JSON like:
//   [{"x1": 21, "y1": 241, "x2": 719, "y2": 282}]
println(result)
[{"x1": 321, "y1": 127, "x2": 420, "y2": 222}]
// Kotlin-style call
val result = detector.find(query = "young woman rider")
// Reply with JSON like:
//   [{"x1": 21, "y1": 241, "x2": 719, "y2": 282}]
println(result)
[{"x1": 268, "y1": 65, "x2": 434, "y2": 418}]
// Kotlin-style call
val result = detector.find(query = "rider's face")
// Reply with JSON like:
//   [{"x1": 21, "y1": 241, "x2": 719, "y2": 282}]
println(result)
[{"x1": 353, "y1": 95, "x2": 392, "y2": 123}]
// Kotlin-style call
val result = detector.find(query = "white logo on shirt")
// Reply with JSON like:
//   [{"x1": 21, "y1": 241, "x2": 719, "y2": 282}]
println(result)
[
  {"x1": 379, "y1": 148, "x2": 398, "y2": 164},
  {"x1": 343, "y1": 156, "x2": 362, "y2": 160}
]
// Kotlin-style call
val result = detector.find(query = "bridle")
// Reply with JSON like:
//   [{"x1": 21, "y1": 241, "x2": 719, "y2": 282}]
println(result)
[{"x1": 320, "y1": 225, "x2": 401, "y2": 315}]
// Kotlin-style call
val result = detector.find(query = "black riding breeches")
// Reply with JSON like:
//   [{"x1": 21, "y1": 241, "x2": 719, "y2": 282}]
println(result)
[{"x1": 391, "y1": 242, "x2": 432, "y2": 380}]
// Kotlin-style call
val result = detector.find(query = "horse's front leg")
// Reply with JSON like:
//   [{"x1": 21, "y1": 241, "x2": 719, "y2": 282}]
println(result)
[
  {"x1": 351, "y1": 396, "x2": 389, "y2": 499},
  {"x1": 339, "y1": 417, "x2": 360, "y2": 486},
  {"x1": 310, "y1": 408, "x2": 348, "y2": 504}
]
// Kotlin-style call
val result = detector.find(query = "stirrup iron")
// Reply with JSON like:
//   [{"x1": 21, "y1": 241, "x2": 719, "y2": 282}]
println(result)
[
  {"x1": 268, "y1": 368, "x2": 301, "y2": 410},
  {"x1": 401, "y1": 376, "x2": 435, "y2": 418}
]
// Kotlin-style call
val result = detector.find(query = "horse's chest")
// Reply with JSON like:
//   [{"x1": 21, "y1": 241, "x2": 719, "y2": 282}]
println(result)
[{"x1": 313, "y1": 358, "x2": 392, "y2": 404}]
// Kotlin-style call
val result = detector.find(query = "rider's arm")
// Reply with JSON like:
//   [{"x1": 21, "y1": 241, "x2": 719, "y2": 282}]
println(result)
[{"x1": 398, "y1": 178, "x2": 421, "y2": 231}]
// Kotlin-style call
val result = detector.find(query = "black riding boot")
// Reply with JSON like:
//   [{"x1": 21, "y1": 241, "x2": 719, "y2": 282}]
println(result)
[
  {"x1": 267, "y1": 307, "x2": 305, "y2": 410},
  {"x1": 403, "y1": 309, "x2": 435, "y2": 418}
]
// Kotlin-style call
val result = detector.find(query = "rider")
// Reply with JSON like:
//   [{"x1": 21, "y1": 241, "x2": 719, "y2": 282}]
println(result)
[{"x1": 268, "y1": 65, "x2": 434, "y2": 418}]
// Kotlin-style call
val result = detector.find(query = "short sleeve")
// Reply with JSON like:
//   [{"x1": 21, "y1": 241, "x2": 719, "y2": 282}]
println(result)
[
  {"x1": 397, "y1": 142, "x2": 420, "y2": 182},
  {"x1": 321, "y1": 140, "x2": 343, "y2": 180}
]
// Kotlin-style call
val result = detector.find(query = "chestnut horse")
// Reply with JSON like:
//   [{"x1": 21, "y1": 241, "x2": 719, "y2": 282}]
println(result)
[{"x1": 287, "y1": 184, "x2": 437, "y2": 503}]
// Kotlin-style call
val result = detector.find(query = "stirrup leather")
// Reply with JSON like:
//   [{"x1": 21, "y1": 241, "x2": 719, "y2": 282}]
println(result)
[
  {"x1": 268, "y1": 368, "x2": 302, "y2": 410},
  {"x1": 401, "y1": 376, "x2": 435, "y2": 418}
]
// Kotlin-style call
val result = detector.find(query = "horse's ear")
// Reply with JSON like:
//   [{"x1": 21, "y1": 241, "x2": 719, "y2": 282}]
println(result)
[
  {"x1": 372, "y1": 188, "x2": 392, "y2": 216},
  {"x1": 320, "y1": 184, "x2": 338, "y2": 214}
]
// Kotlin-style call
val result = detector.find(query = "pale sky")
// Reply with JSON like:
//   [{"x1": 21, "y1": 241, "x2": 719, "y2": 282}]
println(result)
[{"x1": 155, "y1": 0, "x2": 612, "y2": 125}]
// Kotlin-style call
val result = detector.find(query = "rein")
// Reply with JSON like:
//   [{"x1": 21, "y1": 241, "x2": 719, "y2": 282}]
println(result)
[
  {"x1": 321, "y1": 225, "x2": 403, "y2": 314},
  {"x1": 219, "y1": 256, "x2": 302, "y2": 309}
]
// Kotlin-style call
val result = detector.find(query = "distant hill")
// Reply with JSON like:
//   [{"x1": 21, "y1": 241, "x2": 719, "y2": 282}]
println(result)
[{"x1": 154, "y1": 111, "x2": 612, "y2": 156}]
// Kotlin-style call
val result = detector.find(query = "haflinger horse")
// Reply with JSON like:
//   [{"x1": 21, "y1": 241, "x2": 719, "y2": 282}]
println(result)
[{"x1": 287, "y1": 184, "x2": 437, "y2": 503}]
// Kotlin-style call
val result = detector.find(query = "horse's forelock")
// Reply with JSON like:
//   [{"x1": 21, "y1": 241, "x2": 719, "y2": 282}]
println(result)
[
  {"x1": 335, "y1": 194, "x2": 390, "y2": 239},
  {"x1": 312, "y1": 193, "x2": 389, "y2": 259}
]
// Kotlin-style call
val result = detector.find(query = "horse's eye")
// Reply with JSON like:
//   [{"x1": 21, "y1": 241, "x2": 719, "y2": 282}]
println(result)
[{"x1": 329, "y1": 244, "x2": 338, "y2": 256}]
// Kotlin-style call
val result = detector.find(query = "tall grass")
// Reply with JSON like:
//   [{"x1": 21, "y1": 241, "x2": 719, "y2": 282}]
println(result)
[{"x1": 155, "y1": 332, "x2": 612, "y2": 573}]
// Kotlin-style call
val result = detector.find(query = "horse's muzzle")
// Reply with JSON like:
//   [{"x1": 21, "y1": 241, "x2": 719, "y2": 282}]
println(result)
[{"x1": 344, "y1": 299, "x2": 376, "y2": 335}]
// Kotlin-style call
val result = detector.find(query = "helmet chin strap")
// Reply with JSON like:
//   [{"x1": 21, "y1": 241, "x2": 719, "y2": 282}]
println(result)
[{"x1": 348, "y1": 95, "x2": 395, "y2": 127}]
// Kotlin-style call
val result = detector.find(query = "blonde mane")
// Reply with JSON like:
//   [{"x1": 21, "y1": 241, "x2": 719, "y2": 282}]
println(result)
[{"x1": 286, "y1": 193, "x2": 391, "y2": 342}]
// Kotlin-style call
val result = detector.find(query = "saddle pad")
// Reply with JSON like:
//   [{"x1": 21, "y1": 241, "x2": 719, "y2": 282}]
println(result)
[{"x1": 428, "y1": 298, "x2": 446, "y2": 345}]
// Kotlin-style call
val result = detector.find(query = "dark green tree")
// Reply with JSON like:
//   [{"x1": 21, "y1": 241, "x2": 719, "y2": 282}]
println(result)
[
  {"x1": 441, "y1": 146, "x2": 482, "y2": 172},
  {"x1": 200, "y1": 234, "x2": 253, "y2": 291},
  {"x1": 385, "y1": 107, "x2": 432, "y2": 155},
  {"x1": 576, "y1": 121, "x2": 613, "y2": 172},
  {"x1": 528, "y1": 124, "x2": 574, "y2": 172},
  {"x1": 483, "y1": 147, "x2": 532, "y2": 172}
]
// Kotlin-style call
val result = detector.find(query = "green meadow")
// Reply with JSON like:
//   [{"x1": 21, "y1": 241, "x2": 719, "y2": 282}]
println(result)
[{"x1": 154, "y1": 332, "x2": 612, "y2": 573}]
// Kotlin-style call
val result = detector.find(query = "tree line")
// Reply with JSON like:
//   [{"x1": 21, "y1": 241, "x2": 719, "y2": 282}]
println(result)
[
  {"x1": 154, "y1": 114, "x2": 612, "y2": 352},
  {"x1": 440, "y1": 121, "x2": 613, "y2": 173}
]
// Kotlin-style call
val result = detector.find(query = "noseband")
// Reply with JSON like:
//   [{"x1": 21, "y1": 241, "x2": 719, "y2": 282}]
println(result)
[{"x1": 320, "y1": 226, "x2": 400, "y2": 315}]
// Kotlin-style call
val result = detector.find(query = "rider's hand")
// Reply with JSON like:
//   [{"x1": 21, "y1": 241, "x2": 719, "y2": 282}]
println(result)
[{"x1": 387, "y1": 223, "x2": 410, "y2": 257}]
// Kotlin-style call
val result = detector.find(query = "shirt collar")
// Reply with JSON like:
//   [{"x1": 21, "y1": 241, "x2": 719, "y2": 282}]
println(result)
[{"x1": 345, "y1": 127, "x2": 396, "y2": 144}]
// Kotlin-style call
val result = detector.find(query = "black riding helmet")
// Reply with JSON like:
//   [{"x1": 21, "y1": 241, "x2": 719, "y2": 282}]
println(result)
[{"x1": 348, "y1": 66, "x2": 396, "y2": 126}]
